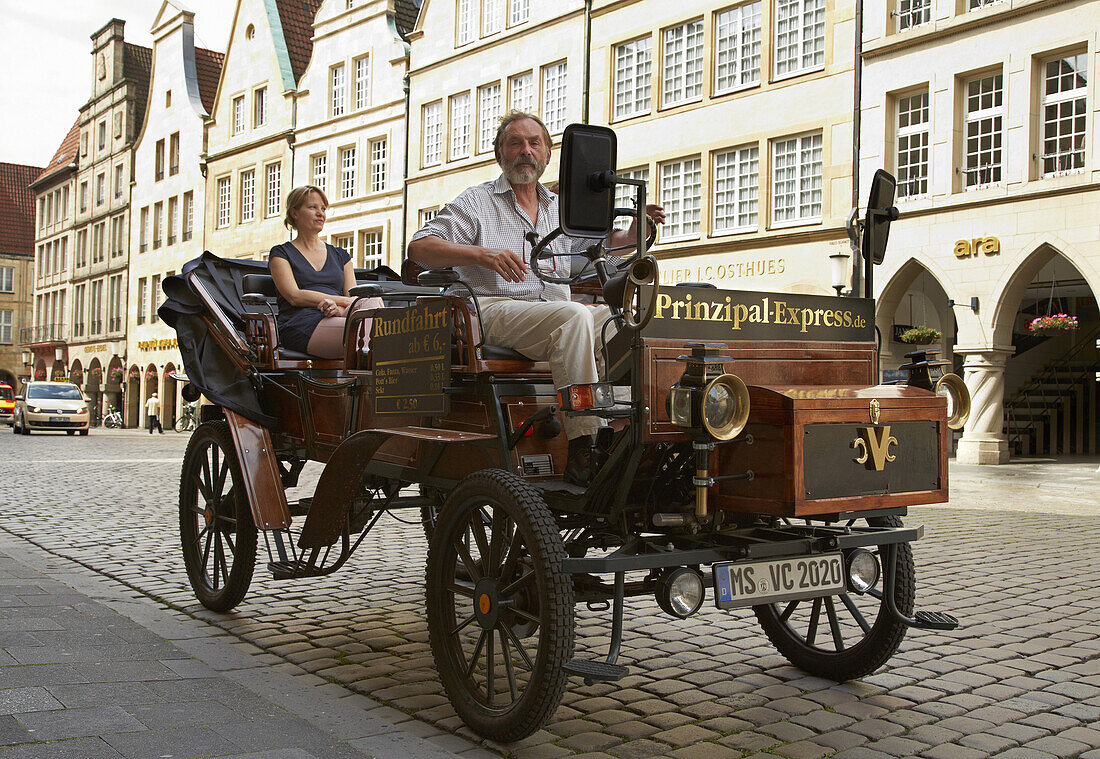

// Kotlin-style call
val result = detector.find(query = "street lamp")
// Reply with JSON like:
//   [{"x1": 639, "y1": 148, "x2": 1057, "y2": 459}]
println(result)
[
  {"x1": 55, "y1": 347, "x2": 65, "y2": 362},
  {"x1": 21, "y1": 350, "x2": 31, "y2": 366},
  {"x1": 829, "y1": 249, "x2": 852, "y2": 296}
]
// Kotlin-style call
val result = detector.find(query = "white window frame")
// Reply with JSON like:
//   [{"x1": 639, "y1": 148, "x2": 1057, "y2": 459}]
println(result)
[
  {"x1": 509, "y1": 72, "x2": 534, "y2": 113},
  {"x1": 659, "y1": 157, "x2": 702, "y2": 240},
  {"x1": 137, "y1": 277, "x2": 147, "y2": 326},
  {"x1": 253, "y1": 87, "x2": 267, "y2": 127},
  {"x1": 312, "y1": 153, "x2": 328, "y2": 192},
  {"x1": 662, "y1": 19, "x2": 704, "y2": 108},
  {"x1": 0, "y1": 266, "x2": 13, "y2": 293},
  {"x1": 354, "y1": 56, "x2": 370, "y2": 110},
  {"x1": 450, "y1": 92, "x2": 472, "y2": 160},
  {"x1": 233, "y1": 96, "x2": 245, "y2": 134},
  {"x1": 340, "y1": 146, "x2": 357, "y2": 199},
  {"x1": 774, "y1": 0, "x2": 825, "y2": 79},
  {"x1": 265, "y1": 162, "x2": 281, "y2": 217},
  {"x1": 478, "y1": 83, "x2": 503, "y2": 153},
  {"x1": 331, "y1": 64, "x2": 346, "y2": 117},
  {"x1": 1040, "y1": 52, "x2": 1087, "y2": 177},
  {"x1": 483, "y1": 0, "x2": 504, "y2": 36},
  {"x1": 771, "y1": 131, "x2": 823, "y2": 225},
  {"x1": 962, "y1": 71, "x2": 1003, "y2": 189},
  {"x1": 509, "y1": 0, "x2": 529, "y2": 26},
  {"x1": 240, "y1": 169, "x2": 255, "y2": 222},
  {"x1": 541, "y1": 61, "x2": 568, "y2": 134},
  {"x1": 183, "y1": 191, "x2": 194, "y2": 240},
  {"x1": 457, "y1": 0, "x2": 479, "y2": 45},
  {"x1": 896, "y1": 0, "x2": 931, "y2": 32},
  {"x1": 613, "y1": 168, "x2": 650, "y2": 230},
  {"x1": 896, "y1": 90, "x2": 930, "y2": 199},
  {"x1": 715, "y1": 2, "x2": 762, "y2": 95},
  {"x1": 361, "y1": 230, "x2": 384, "y2": 269},
  {"x1": 423, "y1": 101, "x2": 443, "y2": 167},
  {"x1": 0, "y1": 310, "x2": 11, "y2": 345},
  {"x1": 613, "y1": 36, "x2": 652, "y2": 120},
  {"x1": 713, "y1": 145, "x2": 759, "y2": 233},
  {"x1": 370, "y1": 138, "x2": 388, "y2": 193},
  {"x1": 968, "y1": 0, "x2": 1006, "y2": 10},
  {"x1": 332, "y1": 233, "x2": 354, "y2": 261}
]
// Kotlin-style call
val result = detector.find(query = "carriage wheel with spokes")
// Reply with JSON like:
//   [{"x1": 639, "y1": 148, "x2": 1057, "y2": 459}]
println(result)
[
  {"x1": 179, "y1": 421, "x2": 257, "y2": 612},
  {"x1": 426, "y1": 469, "x2": 573, "y2": 742},
  {"x1": 753, "y1": 515, "x2": 914, "y2": 681}
]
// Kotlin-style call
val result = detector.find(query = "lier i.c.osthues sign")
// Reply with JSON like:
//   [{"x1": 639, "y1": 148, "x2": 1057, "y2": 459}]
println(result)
[{"x1": 371, "y1": 301, "x2": 451, "y2": 415}]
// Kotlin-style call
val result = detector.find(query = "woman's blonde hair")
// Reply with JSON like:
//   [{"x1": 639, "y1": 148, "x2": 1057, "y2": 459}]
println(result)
[{"x1": 284, "y1": 185, "x2": 329, "y2": 230}]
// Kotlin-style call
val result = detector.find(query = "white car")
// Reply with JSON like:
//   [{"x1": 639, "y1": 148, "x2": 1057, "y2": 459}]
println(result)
[{"x1": 13, "y1": 381, "x2": 90, "y2": 436}]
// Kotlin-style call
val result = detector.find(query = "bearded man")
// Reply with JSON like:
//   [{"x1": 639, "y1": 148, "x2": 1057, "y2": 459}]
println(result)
[{"x1": 408, "y1": 110, "x2": 663, "y2": 485}]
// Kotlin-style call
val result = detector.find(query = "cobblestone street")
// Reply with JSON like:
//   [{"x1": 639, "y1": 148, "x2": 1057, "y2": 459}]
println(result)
[{"x1": 1, "y1": 429, "x2": 1098, "y2": 758}]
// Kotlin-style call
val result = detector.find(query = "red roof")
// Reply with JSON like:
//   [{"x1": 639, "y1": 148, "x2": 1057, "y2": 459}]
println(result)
[
  {"x1": 124, "y1": 43, "x2": 153, "y2": 133},
  {"x1": 275, "y1": 0, "x2": 324, "y2": 84},
  {"x1": 194, "y1": 47, "x2": 225, "y2": 115},
  {"x1": 33, "y1": 119, "x2": 80, "y2": 187},
  {"x1": 0, "y1": 163, "x2": 45, "y2": 255}
]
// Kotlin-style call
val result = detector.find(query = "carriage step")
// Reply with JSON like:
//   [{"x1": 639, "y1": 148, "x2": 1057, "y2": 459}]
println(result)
[
  {"x1": 912, "y1": 610, "x2": 959, "y2": 630},
  {"x1": 267, "y1": 561, "x2": 327, "y2": 580},
  {"x1": 563, "y1": 659, "x2": 630, "y2": 685},
  {"x1": 289, "y1": 497, "x2": 311, "y2": 517}
]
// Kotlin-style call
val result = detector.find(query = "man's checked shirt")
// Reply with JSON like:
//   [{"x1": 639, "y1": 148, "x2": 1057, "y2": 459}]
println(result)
[{"x1": 410, "y1": 174, "x2": 593, "y2": 301}]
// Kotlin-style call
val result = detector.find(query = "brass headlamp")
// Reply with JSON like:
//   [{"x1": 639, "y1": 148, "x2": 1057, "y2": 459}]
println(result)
[{"x1": 666, "y1": 343, "x2": 749, "y2": 442}]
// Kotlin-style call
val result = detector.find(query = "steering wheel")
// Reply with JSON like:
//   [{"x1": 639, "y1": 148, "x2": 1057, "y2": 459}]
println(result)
[{"x1": 528, "y1": 209, "x2": 658, "y2": 286}]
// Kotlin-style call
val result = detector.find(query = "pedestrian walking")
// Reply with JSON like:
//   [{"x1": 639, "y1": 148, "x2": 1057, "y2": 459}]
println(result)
[{"x1": 145, "y1": 392, "x2": 163, "y2": 434}]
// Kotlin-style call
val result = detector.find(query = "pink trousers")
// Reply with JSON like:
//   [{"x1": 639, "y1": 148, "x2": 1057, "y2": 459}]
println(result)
[{"x1": 306, "y1": 297, "x2": 384, "y2": 359}]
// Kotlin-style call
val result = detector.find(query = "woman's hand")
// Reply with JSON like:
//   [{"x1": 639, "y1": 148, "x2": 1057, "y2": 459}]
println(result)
[{"x1": 317, "y1": 298, "x2": 345, "y2": 318}]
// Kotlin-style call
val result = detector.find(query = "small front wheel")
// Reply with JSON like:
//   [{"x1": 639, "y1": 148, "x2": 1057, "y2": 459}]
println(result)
[
  {"x1": 179, "y1": 421, "x2": 257, "y2": 611},
  {"x1": 426, "y1": 469, "x2": 573, "y2": 742}
]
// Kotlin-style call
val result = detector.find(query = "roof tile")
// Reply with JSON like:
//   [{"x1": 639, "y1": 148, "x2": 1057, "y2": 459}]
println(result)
[
  {"x1": 394, "y1": 0, "x2": 422, "y2": 38},
  {"x1": 0, "y1": 162, "x2": 46, "y2": 255},
  {"x1": 124, "y1": 42, "x2": 153, "y2": 134},
  {"x1": 194, "y1": 47, "x2": 225, "y2": 115},
  {"x1": 33, "y1": 119, "x2": 81, "y2": 187},
  {"x1": 275, "y1": 0, "x2": 324, "y2": 85}
]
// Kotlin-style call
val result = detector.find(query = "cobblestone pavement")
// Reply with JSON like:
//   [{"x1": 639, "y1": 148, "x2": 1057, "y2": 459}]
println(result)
[{"x1": 1, "y1": 429, "x2": 1098, "y2": 759}]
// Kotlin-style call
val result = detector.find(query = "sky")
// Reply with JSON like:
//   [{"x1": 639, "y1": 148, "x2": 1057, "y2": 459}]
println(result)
[{"x1": 0, "y1": 0, "x2": 235, "y2": 167}]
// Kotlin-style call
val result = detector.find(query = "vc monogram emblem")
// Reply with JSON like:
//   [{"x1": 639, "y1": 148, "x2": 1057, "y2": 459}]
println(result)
[{"x1": 852, "y1": 426, "x2": 898, "y2": 471}]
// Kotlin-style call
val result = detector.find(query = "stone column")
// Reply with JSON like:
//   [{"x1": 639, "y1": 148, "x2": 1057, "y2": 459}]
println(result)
[{"x1": 956, "y1": 349, "x2": 1012, "y2": 465}]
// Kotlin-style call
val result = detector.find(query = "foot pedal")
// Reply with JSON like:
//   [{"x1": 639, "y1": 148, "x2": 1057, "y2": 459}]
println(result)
[
  {"x1": 563, "y1": 659, "x2": 629, "y2": 686},
  {"x1": 268, "y1": 561, "x2": 327, "y2": 580},
  {"x1": 912, "y1": 610, "x2": 959, "y2": 630}
]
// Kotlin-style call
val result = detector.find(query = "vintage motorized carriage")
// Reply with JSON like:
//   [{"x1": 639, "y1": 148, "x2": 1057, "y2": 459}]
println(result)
[{"x1": 162, "y1": 124, "x2": 970, "y2": 742}]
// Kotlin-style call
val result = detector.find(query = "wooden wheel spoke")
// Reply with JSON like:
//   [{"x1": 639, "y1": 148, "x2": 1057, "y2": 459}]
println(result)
[
  {"x1": 446, "y1": 581, "x2": 475, "y2": 598},
  {"x1": 805, "y1": 597, "x2": 823, "y2": 645},
  {"x1": 486, "y1": 629, "x2": 496, "y2": 705},
  {"x1": 201, "y1": 526, "x2": 214, "y2": 575},
  {"x1": 213, "y1": 451, "x2": 229, "y2": 499},
  {"x1": 500, "y1": 620, "x2": 534, "y2": 670},
  {"x1": 839, "y1": 592, "x2": 872, "y2": 633},
  {"x1": 499, "y1": 531, "x2": 525, "y2": 585},
  {"x1": 866, "y1": 587, "x2": 884, "y2": 601},
  {"x1": 221, "y1": 528, "x2": 236, "y2": 556},
  {"x1": 778, "y1": 600, "x2": 799, "y2": 622},
  {"x1": 469, "y1": 510, "x2": 491, "y2": 567},
  {"x1": 465, "y1": 629, "x2": 489, "y2": 679},
  {"x1": 499, "y1": 569, "x2": 534, "y2": 599},
  {"x1": 453, "y1": 538, "x2": 482, "y2": 583},
  {"x1": 450, "y1": 612, "x2": 478, "y2": 636},
  {"x1": 498, "y1": 627, "x2": 518, "y2": 700},
  {"x1": 195, "y1": 479, "x2": 213, "y2": 503},
  {"x1": 508, "y1": 606, "x2": 539, "y2": 626},
  {"x1": 824, "y1": 596, "x2": 845, "y2": 651},
  {"x1": 488, "y1": 510, "x2": 510, "y2": 569}
]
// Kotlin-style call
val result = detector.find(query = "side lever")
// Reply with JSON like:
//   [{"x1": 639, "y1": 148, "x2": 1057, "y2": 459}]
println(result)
[{"x1": 507, "y1": 405, "x2": 559, "y2": 449}]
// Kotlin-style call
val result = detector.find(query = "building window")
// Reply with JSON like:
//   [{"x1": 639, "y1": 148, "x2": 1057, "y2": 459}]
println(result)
[
  {"x1": 663, "y1": 19, "x2": 704, "y2": 107},
  {"x1": 774, "y1": 0, "x2": 825, "y2": 78},
  {"x1": 772, "y1": 131, "x2": 823, "y2": 223},
  {"x1": 1040, "y1": 52, "x2": 1087, "y2": 176},
  {"x1": 613, "y1": 168, "x2": 650, "y2": 229},
  {"x1": 168, "y1": 196, "x2": 178, "y2": 245},
  {"x1": 457, "y1": 0, "x2": 479, "y2": 45},
  {"x1": 370, "y1": 138, "x2": 387, "y2": 193},
  {"x1": 714, "y1": 145, "x2": 759, "y2": 232},
  {"x1": 217, "y1": 177, "x2": 231, "y2": 228},
  {"x1": 896, "y1": 90, "x2": 929, "y2": 199},
  {"x1": 110, "y1": 217, "x2": 123, "y2": 257},
  {"x1": 93, "y1": 221, "x2": 106, "y2": 263},
  {"x1": 312, "y1": 153, "x2": 328, "y2": 192},
  {"x1": 659, "y1": 157, "x2": 702, "y2": 239},
  {"x1": 478, "y1": 83, "x2": 503, "y2": 153},
  {"x1": 0, "y1": 310, "x2": 11, "y2": 345},
  {"x1": 509, "y1": 0, "x2": 529, "y2": 25},
  {"x1": 361, "y1": 230, "x2": 384, "y2": 269},
  {"x1": 423, "y1": 101, "x2": 443, "y2": 167},
  {"x1": 96, "y1": 173, "x2": 105, "y2": 206},
  {"x1": 331, "y1": 64, "x2": 346, "y2": 116},
  {"x1": 153, "y1": 202, "x2": 163, "y2": 248},
  {"x1": 73, "y1": 285, "x2": 85, "y2": 336},
  {"x1": 108, "y1": 274, "x2": 123, "y2": 332},
  {"x1": 897, "y1": 0, "x2": 931, "y2": 31},
  {"x1": 114, "y1": 164, "x2": 124, "y2": 198},
  {"x1": 151, "y1": 274, "x2": 161, "y2": 322},
  {"x1": 183, "y1": 191, "x2": 194, "y2": 241},
  {"x1": 254, "y1": 87, "x2": 267, "y2": 127},
  {"x1": 450, "y1": 92, "x2": 472, "y2": 160},
  {"x1": 715, "y1": 2, "x2": 762, "y2": 94},
  {"x1": 421, "y1": 208, "x2": 438, "y2": 225},
  {"x1": 137, "y1": 277, "x2": 147, "y2": 326},
  {"x1": 169, "y1": 132, "x2": 180, "y2": 175},
  {"x1": 963, "y1": 71, "x2": 1003, "y2": 188},
  {"x1": 98, "y1": 121, "x2": 106, "y2": 150},
  {"x1": 0, "y1": 266, "x2": 13, "y2": 292},
  {"x1": 541, "y1": 61, "x2": 568, "y2": 133},
  {"x1": 233, "y1": 96, "x2": 245, "y2": 134},
  {"x1": 155, "y1": 138, "x2": 165, "y2": 180},
  {"x1": 340, "y1": 147, "x2": 357, "y2": 199},
  {"x1": 265, "y1": 162, "x2": 281, "y2": 217},
  {"x1": 76, "y1": 230, "x2": 87, "y2": 267},
  {"x1": 355, "y1": 57, "x2": 370, "y2": 110},
  {"x1": 80, "y1": 182, "x2": 88, "y2": 213},
  {"x1": 333, "y1": 233, "x2": 354, "y2": 260},
  {"x1": 241, "y1": 169, "x2": 255, "y2": 222},
  {"x1": 484, "y1": 0, "x2": 504, "y2": 35},
  {"x1": 510, "y1": 72, "x2": 534, "y2": 113},
  {"x1": 968, "y1": 0, "x2": 1005, "y2": 9},
  {"x1": 613, "y1": 37, "x2": 652, "y2": 119}
]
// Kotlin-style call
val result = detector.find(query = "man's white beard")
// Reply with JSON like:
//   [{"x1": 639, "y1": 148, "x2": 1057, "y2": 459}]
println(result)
[{"x1": 503, "y1": 157, "x2": 546, "y2": 185}]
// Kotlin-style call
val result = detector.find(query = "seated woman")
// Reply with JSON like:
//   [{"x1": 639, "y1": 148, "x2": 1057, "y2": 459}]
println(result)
[{"x1": 269, "y1": 185, "x2": 382, "y2": 359}]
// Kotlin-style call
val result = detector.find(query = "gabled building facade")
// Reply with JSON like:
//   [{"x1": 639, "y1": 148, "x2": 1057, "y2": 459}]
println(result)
[
  {"x1": 127, "y1": 1, "x2": 224, "y2": 428},
  {"x1": 292, "y1": 0, "x2": 416, "y2": 272},
  {"x1": 203, "y1": 0, "x2": 323, "y2": 261},
  {"x1": 0, "y1": 162, "x2": 43, "y2": 389}
]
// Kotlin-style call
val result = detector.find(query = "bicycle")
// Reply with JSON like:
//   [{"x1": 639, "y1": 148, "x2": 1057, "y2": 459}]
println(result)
[
  {"x1": 174, "y1": 402, "x2": 198, "y2": 433},
  {"x1": 103, "y1": 405, "x2": 123, "y2": 429}
]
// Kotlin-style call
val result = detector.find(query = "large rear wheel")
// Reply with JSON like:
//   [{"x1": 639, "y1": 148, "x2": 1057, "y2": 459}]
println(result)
[
  {"x1": 753, "y1": 515, "x2": 914, "y2": 681},
  {"x1": 426, "y1": 469, "x2": 573, "y2": 742},
  {"x1": 179, "y1": 421, "x2": 257, "y2": 611}
]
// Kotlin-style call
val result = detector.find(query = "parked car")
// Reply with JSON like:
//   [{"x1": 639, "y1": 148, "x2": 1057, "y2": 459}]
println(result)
[
  {"x1": 0, "y1": 383, "x2": 14, "y2": 425},
  {"x1": 13, "y1": 381, "x2": 90, "y2": 435}
]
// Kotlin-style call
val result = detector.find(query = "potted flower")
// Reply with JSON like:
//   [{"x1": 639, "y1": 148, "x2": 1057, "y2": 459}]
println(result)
[
  {"x1": 1028, "y1": 313, "x2": 1077, "y2": 336},
  {"x1": 89, "y1": 366, "x2": 103, "y2": 384},
  {"x1": 109, "y1": 367, "x2": 125, "y2": 384},
  {"x1": 899, "y1": 325, "x2": 941, "y2": 345}
]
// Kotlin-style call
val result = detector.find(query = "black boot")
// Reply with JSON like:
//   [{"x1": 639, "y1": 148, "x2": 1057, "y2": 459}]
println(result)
[{"x1": 563, "y1": 434, "x2": 595, "y2": 486}]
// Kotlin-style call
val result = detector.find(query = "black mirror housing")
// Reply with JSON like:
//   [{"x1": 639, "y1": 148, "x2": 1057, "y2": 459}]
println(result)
[
  {"x1": 558, "y1": 123, "x2": 617, "y2": 239},
  {"x1": 863, "y1": 169, "x2": 898, "y2": 266}
]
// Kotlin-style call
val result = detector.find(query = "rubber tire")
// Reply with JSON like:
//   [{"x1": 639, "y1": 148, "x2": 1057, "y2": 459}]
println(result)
[
  {"x1": 426, "y1": 469, "x2": 573, "y2": 743},
  {"x1": 179, "y1": 421, "x2": 257, "y2": 612},
  {"x1": 174, "y1": 416, "x2": 186, "y2": 433},
  {"x1": 20, "y1": 416, "x2": 30, "y2": 435},
  {"x1": 66, "y1": 430, "x2": 75, "y2": 436},
  {"x1": 753, "y1": 515, "x2": 914, "y2": 681},
  {"x1": 79, "y1": 429, "x2": 89, "y2": 436}
]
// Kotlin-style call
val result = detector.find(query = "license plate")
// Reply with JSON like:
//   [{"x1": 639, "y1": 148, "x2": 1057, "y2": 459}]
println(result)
[
  {"x1": 713, "y1": 553, "x2": 845, "y2": 610},
  {"x1": 49, "y1": 416, "x2": 66, "y2": 422}
]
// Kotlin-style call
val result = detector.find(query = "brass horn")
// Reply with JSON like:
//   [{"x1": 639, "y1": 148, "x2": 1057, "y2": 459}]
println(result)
[{"x1": 619, "y1": 255, "x2": 660, "y2": 330}]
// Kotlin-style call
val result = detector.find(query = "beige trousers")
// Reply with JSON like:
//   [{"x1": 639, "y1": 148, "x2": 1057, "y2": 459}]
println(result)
[
  {"x1": 306, "y1": 297, "x2": 384, "y2": 359},
  {"x1": 479, "y1": 297, "x2": 613, "y2": 439}
]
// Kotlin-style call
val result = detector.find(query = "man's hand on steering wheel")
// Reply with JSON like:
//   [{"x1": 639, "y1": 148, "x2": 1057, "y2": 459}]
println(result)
[
  {"x1": 478, "y1": 247, "x2": 529, "y2": 282},
  {"x1": 620, "y1": 204, "x2": 666, "y2": 243}
]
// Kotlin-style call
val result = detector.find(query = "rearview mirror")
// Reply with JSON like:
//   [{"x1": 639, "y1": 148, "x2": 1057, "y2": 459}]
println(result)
[
  {"x1": 558, "y1": 123, "x2": 617, "y2": 239},
  {"x1": 863, "y1": 169, "x2": 898, "y2": 266}
]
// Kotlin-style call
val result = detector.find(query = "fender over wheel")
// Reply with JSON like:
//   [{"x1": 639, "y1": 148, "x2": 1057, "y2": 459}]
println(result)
[
  {"x1": 426, "y1": 469, "x2": 574, "y2": 742},
  {"x1": 753, "y1": 515, "x2": 914, "y2": 681},
  {"x1": 179, "y1": 420, "x2": 257, "y2": 611}
]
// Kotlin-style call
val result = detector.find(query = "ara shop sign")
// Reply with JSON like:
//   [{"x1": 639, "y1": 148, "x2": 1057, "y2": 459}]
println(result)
[{"x1": 954, "y1": 237, "x2": 1000, "y2": 258}]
